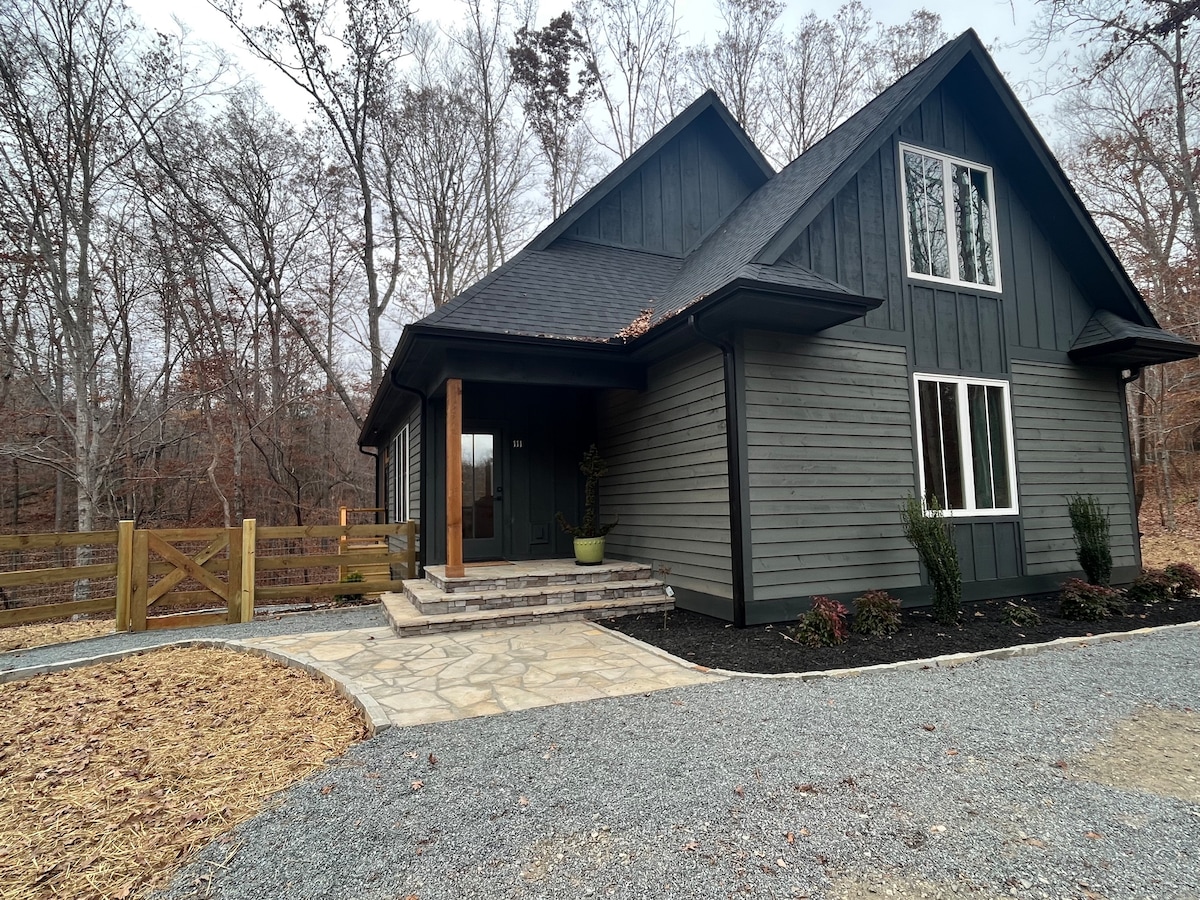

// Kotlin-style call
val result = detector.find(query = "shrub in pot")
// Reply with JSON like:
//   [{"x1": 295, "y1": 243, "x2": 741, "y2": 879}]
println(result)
[{"x1": 556, "y1": 444, "x2": 618, "y2": 565}]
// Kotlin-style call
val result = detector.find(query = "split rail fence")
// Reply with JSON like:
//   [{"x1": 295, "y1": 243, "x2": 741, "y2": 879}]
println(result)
[{"x1": 0, "y1": 520, "x2": 418, "y2": 632}]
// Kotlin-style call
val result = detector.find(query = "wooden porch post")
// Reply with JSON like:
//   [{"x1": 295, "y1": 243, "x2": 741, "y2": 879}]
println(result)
[{"x1": 445, "y1": 378, "x2": 465, "y2": 578}]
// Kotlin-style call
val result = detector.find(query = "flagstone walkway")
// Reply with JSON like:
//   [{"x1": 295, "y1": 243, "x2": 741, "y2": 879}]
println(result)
[{"x1": 241, "y1": 620, "x2": 725, "y2": 728}]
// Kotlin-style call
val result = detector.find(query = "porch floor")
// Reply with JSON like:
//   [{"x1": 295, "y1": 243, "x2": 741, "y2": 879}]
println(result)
[{"x1": 384, "y1": 558, "x2": 674, "y2": 636}]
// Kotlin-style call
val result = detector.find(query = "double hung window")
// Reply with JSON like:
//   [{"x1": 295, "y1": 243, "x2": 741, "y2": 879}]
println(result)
[
  {"x1": 901, "y1": 144, "x2": 999, "y2": 290},
  {"x1": 914, "y1": 375, "x2": 1017, "y2": 516}
]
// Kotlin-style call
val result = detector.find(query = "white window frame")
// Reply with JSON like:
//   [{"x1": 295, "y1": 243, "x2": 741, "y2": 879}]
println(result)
[
  {"x1": 912, "y1": 373, "x2": 1019, "y2": 518},
  {"x1": 391, "y1": 425, "x2": 411, "y2": 523},
  {"x1": 899, "y1": 142, "x2": 1002, "y2": 293}
]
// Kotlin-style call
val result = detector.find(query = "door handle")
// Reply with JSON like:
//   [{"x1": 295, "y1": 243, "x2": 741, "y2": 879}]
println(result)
[{"x1": 494, "y1": 485, "x2": 503, "y2": 501}]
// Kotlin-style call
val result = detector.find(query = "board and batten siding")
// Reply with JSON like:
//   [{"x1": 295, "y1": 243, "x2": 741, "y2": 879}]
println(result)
[
  {"x1": 406, "y1": 407, "x2": 421, "y2": 524},
  {"x1": 597, "y1": 345, "x2": 732, "y2": 598},
  {"x1": 1010, "y1": 360, "x2": 1137, "y2": 575},
  {"x1": 743, "y1": 333, "x2": 921, "y2": 602}
]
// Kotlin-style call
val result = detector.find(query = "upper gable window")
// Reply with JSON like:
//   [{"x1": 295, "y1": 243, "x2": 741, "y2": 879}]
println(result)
[{"x1": 900, "y1": 144, "x2": 1000, "y2": 291}]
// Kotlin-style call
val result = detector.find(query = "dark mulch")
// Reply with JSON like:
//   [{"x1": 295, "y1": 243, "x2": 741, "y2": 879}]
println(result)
[{"x1": 604, "y1": 594, "x2": 1200, "y2": 674}]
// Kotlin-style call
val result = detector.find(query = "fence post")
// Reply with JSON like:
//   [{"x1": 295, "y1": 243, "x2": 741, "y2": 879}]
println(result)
[
  {"x1": 226, "y1": 525, "x2": 242, "y2": 624},
  {"x1": 240, "y1": 519, "x2": 256, "y2": 623},
  {"x1": 114, "y1": 520, "x2": 134, "y2": 631},
  {"x1": 130, "y1": 528, "x2": 149, "y2": 632}
]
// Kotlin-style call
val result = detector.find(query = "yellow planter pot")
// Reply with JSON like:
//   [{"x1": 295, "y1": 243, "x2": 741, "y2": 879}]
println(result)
[{"x1": 573, "y1": 536, "x2": 605, "y2": 566}]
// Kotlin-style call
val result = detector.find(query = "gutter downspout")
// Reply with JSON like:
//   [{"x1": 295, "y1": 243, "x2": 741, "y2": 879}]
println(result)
[
  {"x1": 357, "y1": 445, "x2": 381, "y2": 518},
  {"x1": 387, "y1": 373, "x2": 429, "y2": 573},
  {"x1": 688, "y1": 314, "x2": 748, "y2": 628}
]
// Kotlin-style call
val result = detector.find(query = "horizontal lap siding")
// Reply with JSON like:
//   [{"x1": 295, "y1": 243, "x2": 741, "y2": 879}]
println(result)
[
  {"x1": 745, "y1": 334, "x2": 921, "y2": 601},
  {"x1": 597, "y1": 346, "x2": 732, "y2": 596},
  {"x1": 1011, "y1": 361, "x2": 1137, "y2": 574}
]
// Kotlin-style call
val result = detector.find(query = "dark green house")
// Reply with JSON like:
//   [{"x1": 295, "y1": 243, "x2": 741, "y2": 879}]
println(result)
[{"x1": 359, "y1": 30, "x2": 1198, "y2": 626}]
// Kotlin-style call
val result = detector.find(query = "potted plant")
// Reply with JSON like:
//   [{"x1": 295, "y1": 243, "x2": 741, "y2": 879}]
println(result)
[{"x1": 556, "y1": 444, "x2": 618, "y2": 565}]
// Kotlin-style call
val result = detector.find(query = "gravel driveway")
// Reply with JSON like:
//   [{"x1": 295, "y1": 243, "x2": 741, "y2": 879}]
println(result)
[{"x1": 154, "y1": 627, "x2": 1200, "y2": 900}]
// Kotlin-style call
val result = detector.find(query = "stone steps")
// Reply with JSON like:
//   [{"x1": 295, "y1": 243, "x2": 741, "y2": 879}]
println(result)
[
  {"x1": 404, "y1": 577, "x2": 665, "y2": 615},
  {"x1": 424, "y1": 561, "x2": 653, "y2": 594},
  {"x1": 382, "y1": 590, "x2": 673, "y2": 636}
]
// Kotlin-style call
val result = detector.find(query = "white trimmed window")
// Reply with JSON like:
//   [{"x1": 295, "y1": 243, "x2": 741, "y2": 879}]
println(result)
[
  {"x1": 391, "y1": 425, "x2": 411, "y2": 522},
  {"x1": 900, "y1": 143, "x2": 1000, "y2": 291},
  {"x1": 914, "y1": 374, "x2": 1017, "y2": 516}
]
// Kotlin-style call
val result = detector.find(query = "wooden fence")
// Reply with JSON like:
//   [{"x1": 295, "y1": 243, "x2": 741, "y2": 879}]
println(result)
[{"x1": 0, "y1": 519, "x2": 418, "y2": 632}]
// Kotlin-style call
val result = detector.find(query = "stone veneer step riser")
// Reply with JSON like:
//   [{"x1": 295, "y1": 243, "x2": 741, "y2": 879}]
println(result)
[
  {"x1": 427, "y1": 565, "x2": 653, "y2": 594},
  {"x1": 412, "y1": 584, "x2": 666, "y2": 615},
  {"x1": 388, "y1": 600, "x2": 674, "y2": 636}
]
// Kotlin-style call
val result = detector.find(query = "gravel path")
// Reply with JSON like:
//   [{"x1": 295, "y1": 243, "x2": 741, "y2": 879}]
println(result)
[
  {"x1": 0, "y1": 605, "x2": 387, "y2": 673},
  {"x1": 155, "y1": 627, "x2": 1200, "y2": 900}
]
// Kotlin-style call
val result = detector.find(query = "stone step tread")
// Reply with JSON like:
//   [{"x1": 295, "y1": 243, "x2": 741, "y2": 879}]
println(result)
[
  {"x1": 405, "y1": 577, "x2": 664, "y2": 604},
  {"x1": 383, "y1": 592, "x2": 672, "y2": 635},
  {"x1": 428, "y1": 563, "x2": 653, "y2": 592}
]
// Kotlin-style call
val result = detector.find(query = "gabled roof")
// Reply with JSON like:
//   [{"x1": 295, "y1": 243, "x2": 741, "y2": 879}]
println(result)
[
  {"x1": 360, "y1": 30, "x2": 1197, "y2": 446},
  {"x1": 1070, "y1": 309, "x2": 1200, "y2": 367},
  {"x1": 528, "y1": 90, "x2": 774, "y2": 253}
]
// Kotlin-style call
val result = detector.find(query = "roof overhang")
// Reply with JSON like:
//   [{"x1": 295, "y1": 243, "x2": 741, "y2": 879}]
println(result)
[
  {"x1": 628, "y1": 279, "x2": 884, "y2": 360},
  {"x1": 1068, "y1": 335, "x2": 1200, "y2": 369},
  {"x1": 358, "y1": 325, "x2": 646, "y2": 447},
  {"x1": 359, "y1": 282, "x2": 882, "y2": 447}
]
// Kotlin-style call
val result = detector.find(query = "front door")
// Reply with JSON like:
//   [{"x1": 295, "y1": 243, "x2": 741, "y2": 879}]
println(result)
[{"x1": 461, "y1": 430, "x2": 503, "y2": 560}]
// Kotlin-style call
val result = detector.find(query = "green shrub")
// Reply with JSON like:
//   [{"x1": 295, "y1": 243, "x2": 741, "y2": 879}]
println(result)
[
  {"x1": 1126, "y1": 569, "x2": 1173, "y2": 605},
  {"x1": 334, "y1": 571, "x2": 365, "y2": 605},
  {"x1": 1067, "y1": 495, "x2": 1112, "y2": 586},
  {"x1": 795, "y1": 596, "x2": 849, "y2": 647},
  {"x1": 1164, "y1": 562, "x2": 1200, "y2": 599},
  {"x1": 900, "y1": 496, "x2": 961, "y2": 625},
  {"x1": 1059, "y1": 578, "x2": 1125, "y2": 620},
  {"x1": 1001, "y1": 601, "x2": 1042, "y2": 627},
  {"x1": 852, "y1": 590, "x2": 902, "y2": 637}
]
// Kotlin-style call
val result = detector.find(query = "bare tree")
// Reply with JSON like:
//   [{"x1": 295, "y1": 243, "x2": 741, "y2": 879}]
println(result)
[
  {"x1": 686, "y1": 0, "x2": 783, "y2": 147},
  {"x1": 576, "y1": 0, "x2": 683, "y2": 159},
  {"x1": 767, "y1": 1, "x2": 873, "y2": 162},
  {"x1": 208, "y1": 0, "x2": 412, "y2": 385}
]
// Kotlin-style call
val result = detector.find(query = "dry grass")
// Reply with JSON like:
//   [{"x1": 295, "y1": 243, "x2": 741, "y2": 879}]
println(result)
[
  {"x1": 0, "y1": 647, "x2": 365, "y2": 900},
  {"x1": 1139, "y1": 487, "x2": 1200, "y2": 570},
  {"x1": 0, "y1": 619, "x2": 114, "y2": 654}
]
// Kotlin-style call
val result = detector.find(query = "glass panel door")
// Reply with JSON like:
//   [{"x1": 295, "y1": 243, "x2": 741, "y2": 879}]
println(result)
[{"x1": 461, "y1": 431, "x2": 502, "y2": 559}]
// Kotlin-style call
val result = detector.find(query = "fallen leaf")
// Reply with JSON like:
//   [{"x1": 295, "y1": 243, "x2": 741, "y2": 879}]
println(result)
[
  {"x1": 921, "y1": 724, "x2": 936, "y2": 732},
  {"x1": 733, "y1": 785, "x2": 745, "y2": 797},
  {"x1": 929, "y1": 824, "x2": 947, "y2": 834},
  {"x1": 945, "y1": 749, "x2": 959, "y2": 756},
  {"x1": 786, "y1": 832, "x2": 795, "y2": 844},
  {"x1": 320, "y1": 785, "x2": 334, "y2": 796},
  {"x1": 795, "y1": 783, "x2": 817, "y2": 793},
  {"x1": 410, "y1": 780, "x2": 424, "y2": 791},
  {"x1": 427, "y1": 753, "x2": 438, "y2": 768},
  {"x1": 1085, "y1": 830, "x2": 1104, "y2": 840}
]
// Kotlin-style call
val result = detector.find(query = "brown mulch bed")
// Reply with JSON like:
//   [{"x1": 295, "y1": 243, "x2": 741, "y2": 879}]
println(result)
[
  {"x1": 606, "y1": 594, "x2": 1200, "y2": 675},
  {"x1": 0, "y1": 619, "x2": 114, "y2": 654},
  {"x1": 0, "y1": 647, "x2": 365, "y2": 900}
]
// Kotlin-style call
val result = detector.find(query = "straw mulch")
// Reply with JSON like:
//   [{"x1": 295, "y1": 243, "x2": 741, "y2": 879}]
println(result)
[
  {"x1": 0, "y1": 619, "x2": 114, "y2": 654},
  {"x1": 0, "y1": 647, "x2": 366, "y2": 900}
]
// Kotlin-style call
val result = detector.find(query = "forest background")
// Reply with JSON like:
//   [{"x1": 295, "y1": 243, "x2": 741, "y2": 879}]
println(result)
[{"x1": 0, "y1": 0, "x2": 1195, "y2": 535}]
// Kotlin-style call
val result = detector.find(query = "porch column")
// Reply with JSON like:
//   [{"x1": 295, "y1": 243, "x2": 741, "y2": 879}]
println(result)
[{"x1": 445, "y1": 378, "x2": 464, "y2": 578}]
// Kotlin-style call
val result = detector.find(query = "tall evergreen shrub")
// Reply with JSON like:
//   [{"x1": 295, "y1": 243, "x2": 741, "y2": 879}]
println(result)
[
  {"x1": 900, "y1": 496, "x2": 961, "y2": 625},
  {"x1": 1067, "y1": 494, "x2": 1112, "y2": 586}
]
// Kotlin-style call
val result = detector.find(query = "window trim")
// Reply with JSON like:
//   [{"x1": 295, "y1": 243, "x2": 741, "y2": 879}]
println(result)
[
  {"x1": 391, "y1": 425, "x2": 411, "y2": 523},
  {"x1": 912, "y1": 373, "x2": 1019, "y2": 518},
  {"x1": 899, "y1": 142, "x2": 1003, "y2": 294}
]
